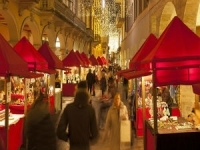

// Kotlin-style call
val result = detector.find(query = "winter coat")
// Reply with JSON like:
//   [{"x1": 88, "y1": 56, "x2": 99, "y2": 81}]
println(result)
[
  {"x1": 103, "y1": 102, "x2": 128, "y2": 150},
  {"x1": 86, "y1": 72, "x2": 95, "y2": 85},
  {"x1": 25, "y1": 94, "x2": 56, "y2": 150},
  {"x1": 100, "y1": 76, "x2": 107, "y2": 92},
  {"x1": 57, "y1": 90, "x2": 99, "y2": 150}
]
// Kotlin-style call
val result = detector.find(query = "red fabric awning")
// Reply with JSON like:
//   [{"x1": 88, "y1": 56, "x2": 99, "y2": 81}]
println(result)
[
  {"x1": 14, "y1": 37, "x2": 56, "y2": 74},
  {"x1": 75, "y1": 51, "x2": 88, "y2": 67},
  {"x1": 121, "y1": 70, "x2": 152, "y2": 80},
  {"x1": 89, "y1": 55, "x2": 99, "y2": 66},
  {"x1": 62, "y1": 50, "x2": 84, "y2": 67},
  {"x1": 0, "y1": 34, "x2": 39, "y2": 77},
  {"x1": 140, "y1": 16, "x2": 200, "y2": 86},
  {"x1": 9, "y1": 71, "x2": 44, "y2": 78},
  {"x1": 101, "y1": 56, "x2": 107, "y2": 65},
  {"x1": 81, "y1": 52, "x2": 91, "y2": 66},
  {"x1": 129, "y1": 34, "x2": 158, "y2": 70},
  {"x1": 154, "y1": 67, "x2": 200, "y2": 86},
  {"x1": 141, "y1": 16, "x2": 200, "y2": 70},
  {"x1": 38, "y1": 42, "x2": 64, "y2": 70},
  {"x1": 97, "y1": 56, "x2": 103, "y2": 66}
]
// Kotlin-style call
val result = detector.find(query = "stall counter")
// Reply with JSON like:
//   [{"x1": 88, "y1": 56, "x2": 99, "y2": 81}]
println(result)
[
  {"x1": 144, "y1": 118, "x2": 200, "y2": 150},
  {"x1": 135, "y1": 107, "x2": 181, "y2": 137},
  {"x1": 62, "y1": 83, "x2": 77, "y2": 96},
  {"x1": 0, "y1": 114, "x2": 24, "y2": 150}
]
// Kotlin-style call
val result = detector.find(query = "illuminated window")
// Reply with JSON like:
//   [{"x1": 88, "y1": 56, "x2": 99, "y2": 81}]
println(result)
[{"x1": 55, "y1": 37, "x2": 60, "y2": 47}]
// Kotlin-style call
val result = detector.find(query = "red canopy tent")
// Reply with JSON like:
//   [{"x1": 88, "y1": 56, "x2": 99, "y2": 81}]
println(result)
[
  {"x1": 116, "y1": 69, "x2": 133, "y2": 76},
  {"x1": 97, "y1": 56, "x2": 103, "y2": 66},
  {"x1": 62, "y1": 50, "x2": 84, "y2": 67},
  {"x1": 119, "y1": 34, "x2": 157, "y2": 79},
  {"x1": 101, "y1": 56, "x2": 107, "y2": 65},
  {"x1": 0, "y1": 34, "x2": 43, "y2": 150},
  {"x1": 81, "y1": 52, "x2": 91, "y2": 66},
  {"x1": 38, "y1": 42, "x2": 64, "y2": 70},
  {"x1": 141, "y1": 16, "x2": 200, "y2": 86},
  {"x1": 75, "y1": 51, "x2": 88, "y2": 67},
  {"x1": 122, "y1": 70, "x2": 152, "y2": 80},
  {"x1": 129, "y1": 34, "x2": 158, "y2": 70},
  {"x1": 89, "y1": 54, "x2": 99, "y2": 66},
  {"x1": 13, "y1": 37, "x2": 56, "y2": 74},
  {"x1": 0, "y1": 34, "x2": 42, "y2": 77}
]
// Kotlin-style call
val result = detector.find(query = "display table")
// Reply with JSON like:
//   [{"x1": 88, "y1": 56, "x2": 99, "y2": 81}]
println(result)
[
  {"x1": 11, "y1": 94, "x2": 24, "y2": 101},
  {"x1": 144, "y1": 118, "x2": 200, "y2": 150},
  {"x1": 62, "y1": 83, "x2": 77, "y2": 96},
  {"x1": 9, "y1": 104, "x2": 31, "y2": 114},
  {"x1": 0, "y1": 114, "x2": 24, "y2": 150},
  {"x1": 135, "y1": 107, "x2": 181, "y2": 137},
  {"x1": 0, "y1": 104, "x2": 31, "y2": 114}
]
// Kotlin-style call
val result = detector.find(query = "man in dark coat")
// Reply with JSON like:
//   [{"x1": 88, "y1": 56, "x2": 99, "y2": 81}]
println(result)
[
  {"x1": 57, "y1": 89, "x2": 99, "y2": 150},
  {"x1": 86, "y1": 69, "x2": 94, "y2": 95}
]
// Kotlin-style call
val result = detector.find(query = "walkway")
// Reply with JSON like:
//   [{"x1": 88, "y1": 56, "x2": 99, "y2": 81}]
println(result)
[{"x1": 54, "y1": 82, "x2": 144, "y2": 150}]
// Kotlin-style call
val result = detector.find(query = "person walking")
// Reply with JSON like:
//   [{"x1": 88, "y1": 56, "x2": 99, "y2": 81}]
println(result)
[
  {"x1": 86, "y1": 69, "x2": 94, "y2": 95},
  {"x1": 99, "y1": 71, "x2": 107, "y2": 96},
  {"x1": 102, "y1": 92, "x2": 128, "y2": 150},
  {"x1": 56, "y1": 87, "x2": 99, "y2": 150},
  {"x1": 123, "y1": 77, "x2": 129, "y2": 100},
  {"x1": 25, "y1": 91, "x2": 57, "y2": 150},
  {"x1": 99, "y1": 77, "x2": 118, "y2": 129},
  {"x1": 92, "y1": 70, "x2": 96, "y2": 96}
]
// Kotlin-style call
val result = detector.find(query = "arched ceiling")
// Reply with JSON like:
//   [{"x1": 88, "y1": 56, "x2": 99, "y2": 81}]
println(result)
[{"x1": 159, "y1": 2, "x2": 176, "y2": 36}]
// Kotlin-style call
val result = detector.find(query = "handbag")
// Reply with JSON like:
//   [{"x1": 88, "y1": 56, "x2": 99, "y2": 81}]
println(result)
[{"x1": 120, "y1": 120, "x2": 131, "y2": 142}]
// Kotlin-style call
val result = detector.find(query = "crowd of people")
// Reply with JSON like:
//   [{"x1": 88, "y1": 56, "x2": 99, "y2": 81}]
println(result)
[
  {"x1": 23, "y1": 64, "x2": 127, "y2": 150},
  {"x1": 24, "y1": 64, "x2": 176, "y2": 150}
]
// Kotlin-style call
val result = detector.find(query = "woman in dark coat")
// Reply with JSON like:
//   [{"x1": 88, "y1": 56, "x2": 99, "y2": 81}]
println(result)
[{"x1": 25, "y1": 92, "x2": 56, "y2": 150}]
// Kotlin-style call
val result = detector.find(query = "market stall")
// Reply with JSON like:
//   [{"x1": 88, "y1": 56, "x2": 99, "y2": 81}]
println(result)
[
  {"x1": 62, "y1": 50, "x2": 84, "y2": 96},
  {"x1": 14, "y1": 37, "x2": 56, "y2": 114},
  {"x1": 89, "y1": 54, "x2": 99, "y2": 80},
  {"x1": 97, "y1": 56, "x2": 104, "y2": 67},
  {"x1": 0, "y1": 33, "x2": 42, "y2": 150},
  {"x1": 120, "y1": 34, "x2": 158, "y2": 137},
  {"x1": 139, "y1": 16, "x2": 200, "y2": 150},
  {"x1": 75, "y1": 51, "x2": 90, "y2": 81},
  {"x1": 38, "y1": 42, "x2": 65, "y2": 113},
  {"x1": 89, "y1": 54, "x2": 99, "y2": 66},
  {"x1": 81, "y1": 52, "x2": 92, "y2": 66},
  {"x1": 121, "y1": 33, "x2": 182, "y2": 137}
]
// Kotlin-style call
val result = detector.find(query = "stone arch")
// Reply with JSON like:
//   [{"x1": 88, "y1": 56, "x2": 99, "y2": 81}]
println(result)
[
  {"x1": 159, "y1": 2, "x2": 177, "y2": 36},
  {"x1": 74, "y1": 38, "x2": 79, "y2": 50},
  {"x1": 0, "y1": 10, "x2": 19, "y2": 45},
  {"x1": 183, "y1": 0, "x2": 200, "y2": 32},
  {"x1": 67, "y1": 35, "x2": 74, "y2": 50},
  {"x1": 41, "y1": 24, "x2": 56, "y2": 49},
  {"x1": 21, "y1": 16, "x2": 41, "y2": 46},
  {"x1": 196, "y1": 3, "x2": 200, "y2": 36}
]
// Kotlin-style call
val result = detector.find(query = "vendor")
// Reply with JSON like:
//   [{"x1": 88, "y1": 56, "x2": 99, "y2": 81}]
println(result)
[{"x1": 161, "y1": 86, "x2": 173, "y2": 115}]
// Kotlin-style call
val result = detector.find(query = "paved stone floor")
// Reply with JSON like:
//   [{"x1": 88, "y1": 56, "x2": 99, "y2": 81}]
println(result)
[{"x1": 54, "y1": 95, "x2": 144, "y2": 150}]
